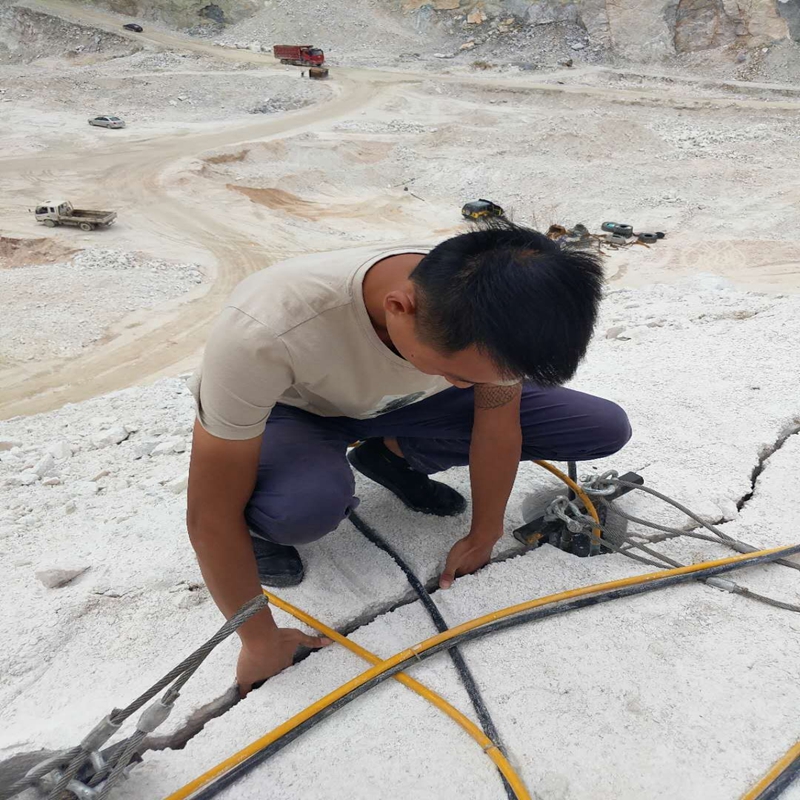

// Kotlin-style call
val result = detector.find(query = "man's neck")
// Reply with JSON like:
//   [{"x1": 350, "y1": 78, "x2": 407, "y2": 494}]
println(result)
[{"x1": 362, "y1": 252, "x2": 424, "y2": 347}]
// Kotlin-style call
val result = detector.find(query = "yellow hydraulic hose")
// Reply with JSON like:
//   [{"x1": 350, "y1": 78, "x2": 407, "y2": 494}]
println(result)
[
  {"x1": 740, "y1": 740, "x2": 800, "y2": 800},
  {"x1": 532, "y1": 459, "x2": 602, "y2": 541},
  {"x1": 264, "y1": 591, "x2": 531, "y2": 800},
  {"x1": 165, "y1": 545, "x2": 797, "y2": 800}
]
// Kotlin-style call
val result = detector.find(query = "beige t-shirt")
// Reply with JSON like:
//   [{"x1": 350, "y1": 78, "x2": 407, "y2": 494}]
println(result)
[{"x1": 190, "y1": 243, "x2": 451, "y2": 440}]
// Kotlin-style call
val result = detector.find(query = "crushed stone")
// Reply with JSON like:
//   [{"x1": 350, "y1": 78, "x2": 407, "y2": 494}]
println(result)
[{"x1": 0, "y1": 249, "x2": 205, "y2": 366}]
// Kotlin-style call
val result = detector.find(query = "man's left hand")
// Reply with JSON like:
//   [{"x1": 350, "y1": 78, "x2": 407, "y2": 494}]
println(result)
[{"x1": 439, "y1": 533, "x2": 498, "y2": 589}]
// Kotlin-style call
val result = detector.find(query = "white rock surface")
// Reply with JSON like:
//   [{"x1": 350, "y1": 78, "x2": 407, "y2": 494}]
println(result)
[
  {"x1": 0, "y1": 248, "x2": 208, "y2": 367},
  {"x1": 1, "y1": 280, "x2": 799, "y2": 800}
]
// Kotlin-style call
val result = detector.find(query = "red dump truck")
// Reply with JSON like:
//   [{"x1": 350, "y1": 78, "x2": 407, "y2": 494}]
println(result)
[{"x1": 273, "y1": 45, "x2": 325, "y2": 66}]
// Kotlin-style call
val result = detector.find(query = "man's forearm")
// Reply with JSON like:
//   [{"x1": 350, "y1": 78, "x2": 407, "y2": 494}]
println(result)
[
  {"x1": 468, "y1": 426, "x2": 522, "y2": 539},
  {"x1": 189, "y1": 519, "x2": 277, "y2": 646}
]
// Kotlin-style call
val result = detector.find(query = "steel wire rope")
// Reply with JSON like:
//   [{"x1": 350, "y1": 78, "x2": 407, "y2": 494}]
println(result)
[
  {"x1": 8, "y1": 596, "x2": 270, "y2": 800},
  {"x1": 596, "y1": 501, "x2": 800, "y2": 613},
  {"x1": 606, "y1": 478, "x2": 800, "y2": 572}
]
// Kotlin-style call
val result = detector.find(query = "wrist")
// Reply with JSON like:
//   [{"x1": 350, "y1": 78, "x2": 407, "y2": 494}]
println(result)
[
  {"x1": 238, "y1": 609, "x2": 278, "y2": 651},
  {"x1": 467, "y1": 525, "x2": 504, "y2": 545}
]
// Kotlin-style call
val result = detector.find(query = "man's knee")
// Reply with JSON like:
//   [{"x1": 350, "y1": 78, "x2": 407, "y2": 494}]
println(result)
[
  {"x1": 245, "y1": 478, "x2": 356, "y2": 546},
  {"x1": 592, "y1": 400, "x2": 632, "y2": 458}
]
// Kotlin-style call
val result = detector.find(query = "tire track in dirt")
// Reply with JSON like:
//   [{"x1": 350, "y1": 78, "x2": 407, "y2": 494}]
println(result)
[
  {"x1": 0, "y1": 80, "x2": 379, "y2": 418},
  {"x1": 5, "y1": 0, "x2": 800, "y2": 418}
]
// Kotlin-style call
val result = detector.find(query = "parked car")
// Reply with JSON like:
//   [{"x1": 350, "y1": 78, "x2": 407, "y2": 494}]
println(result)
[
  {"x1": 88, "y1": 115, "x2": 125, "y2": 129},
  {"x1": 461, "y1": 199, "x2": 505, "y2": 220},
  {"x1": 123, "y1": 23, "x2": 143, "y2": 32}
]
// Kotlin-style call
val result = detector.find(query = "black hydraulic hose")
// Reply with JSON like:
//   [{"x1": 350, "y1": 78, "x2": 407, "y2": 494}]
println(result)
[
  {"x1": 751, "y1": 751, "x2": 800, "y2": 800},
  {"x1": 188, "y1": 544, "x2": 800, "y2": 800},
  {"x1": 567, "y1": 461, "x2": 577, "y2": 501},
  {"x1": 348, "y1": 510, "x2": 515, "y2": 800}
]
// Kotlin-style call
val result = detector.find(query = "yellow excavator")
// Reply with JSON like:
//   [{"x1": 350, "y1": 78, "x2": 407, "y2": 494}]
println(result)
[{"x1": 461, "y1": 198, "x2": 505, "y2": 220}]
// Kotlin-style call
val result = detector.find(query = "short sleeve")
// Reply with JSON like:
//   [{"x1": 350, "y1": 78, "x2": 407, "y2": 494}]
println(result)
[{"x1": 189, "y1": 307, "x2": 294, "y2": 440}]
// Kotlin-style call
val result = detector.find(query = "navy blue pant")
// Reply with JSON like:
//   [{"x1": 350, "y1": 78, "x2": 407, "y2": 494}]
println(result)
[{"x1": 245, "y1": 385, "x2": 631, "y2": 545}]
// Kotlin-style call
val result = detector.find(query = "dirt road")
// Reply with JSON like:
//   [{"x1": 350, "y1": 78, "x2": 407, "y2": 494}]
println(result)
[
  {"x1": 0, "y1": 3, "x2": 387, "y2": 418},
  {"x1": 2, "y1": 0, "x2": 799, "y2": 419}
]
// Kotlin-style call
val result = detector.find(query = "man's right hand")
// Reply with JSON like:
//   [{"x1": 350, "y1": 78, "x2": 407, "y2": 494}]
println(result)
[
  {"x1": 237, "y1": 628, "x2": 331, "y2": 696},
  {"x1": 188, "y1": 421, "x2": 332, "y2": 696}
]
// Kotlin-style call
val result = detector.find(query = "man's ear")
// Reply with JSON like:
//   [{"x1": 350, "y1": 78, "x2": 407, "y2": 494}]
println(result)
[{"x1": 384, "y1": 287, "x2": 416, "y2": 317}]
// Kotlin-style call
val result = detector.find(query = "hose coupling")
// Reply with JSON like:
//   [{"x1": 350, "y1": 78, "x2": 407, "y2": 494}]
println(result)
[{"x1": 705, "y1": 577, "x2": 736, "y2": 592}]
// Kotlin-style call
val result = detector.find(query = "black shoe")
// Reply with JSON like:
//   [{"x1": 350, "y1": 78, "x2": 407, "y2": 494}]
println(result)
[
  {"x1": 251, "y1": 535, "x2": 304, "y2": 587},
  {"x1": 348, "y1": 439, "x2": 467, "y2": 517}
]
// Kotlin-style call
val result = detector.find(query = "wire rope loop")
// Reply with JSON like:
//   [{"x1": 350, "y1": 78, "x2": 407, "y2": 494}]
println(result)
[{"x1": 579, "y1": 469, "x2": 619, "y2": 496}]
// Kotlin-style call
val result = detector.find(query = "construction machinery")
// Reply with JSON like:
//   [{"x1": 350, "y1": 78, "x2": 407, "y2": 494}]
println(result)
[
  {"x1": 514, "y1": 465, "x2": 644, "y2": 558},
  {"x1": 273, "y1": 45, "x2": 325, "y2": 66},
  {"x1": 308, "y1": 66, "x2": 329, "y2": 79},
  {"x1": 461, "y1": 199, "x2": 505, "y2": 220},
  {"x1": 34, "y1": 200, "x2": 116, "y2": 231},
  {"x1": 601, "y1": 221, "x2": 634, "y2": 237}
]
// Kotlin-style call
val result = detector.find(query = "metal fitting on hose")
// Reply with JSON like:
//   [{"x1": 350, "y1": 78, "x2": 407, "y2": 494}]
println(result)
[{"x1": 705, "y1": 577, "x2": 736, "y2": 592}]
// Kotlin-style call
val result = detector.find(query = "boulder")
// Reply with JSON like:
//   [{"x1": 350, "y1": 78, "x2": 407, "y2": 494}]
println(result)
[
  {"x1": 32, "y1": 453, "x2": 55, "y2": 478},
  {"x1": 166, "y1": 472, "x2": 189, "y2": 494},
  {"x1": 91, "y1": 425, "x2": 130, "y2": 449},
  {"x1": 47, "y1": 441, "x2": 73, "y2": 460},
  {"x1": 152, "y1": 438, "x2": 187, "y2": 455},
  {"x1": 36, "y1": 566, "x2": 89, "y2": 589}
]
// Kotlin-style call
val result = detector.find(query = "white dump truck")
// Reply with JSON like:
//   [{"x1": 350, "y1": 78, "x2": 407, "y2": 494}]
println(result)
[{"x1": 34, "y1": 200, "x2": 116, "y2": 231}]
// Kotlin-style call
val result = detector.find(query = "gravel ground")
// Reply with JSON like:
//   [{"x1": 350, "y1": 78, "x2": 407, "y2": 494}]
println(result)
[
  {"x1": 214, "y1": 0, "x2": 456, "y2": 64},
  {"x1": 0, "y1": 248, "x2": 204, "y2": 366},
  {"x1": 193, "y1": 77, "x2": 800, "y2": 294},
  {"x1": 0, "y1": 55, "x2": 329, "y2": 124}
]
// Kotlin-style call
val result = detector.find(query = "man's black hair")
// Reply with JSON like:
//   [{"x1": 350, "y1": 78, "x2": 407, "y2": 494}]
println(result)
[{"x1": 409, "y1": 219, "x2": 604, "y2": 385}]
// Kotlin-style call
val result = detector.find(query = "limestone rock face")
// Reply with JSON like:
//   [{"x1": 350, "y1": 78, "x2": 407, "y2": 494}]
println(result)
[
  {"x1": 779, "y1": 0, "x2": 800, "y2": 41},
  {"x1": 399, "y1": 0, "x2": 796, "y2": 58},
  {"x1": 0, "y1": 6, "x2": 138, "y2": 63},
  {"x1": 86, "y1": 0, "x2": 261, "y2": 28},
  {"x1": 674, "y1": 0, "x2": 739, "y2": 52}
]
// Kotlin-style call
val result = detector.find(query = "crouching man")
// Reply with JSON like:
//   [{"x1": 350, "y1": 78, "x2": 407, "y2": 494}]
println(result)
[{"x1": 186, "y1": 221, "x2": 631, "y2": 692}]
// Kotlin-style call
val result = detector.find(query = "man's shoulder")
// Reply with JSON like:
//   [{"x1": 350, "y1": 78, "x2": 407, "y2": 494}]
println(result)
[{"x1": 226, "y1": 242, "x2": 433, "y2": 335}]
